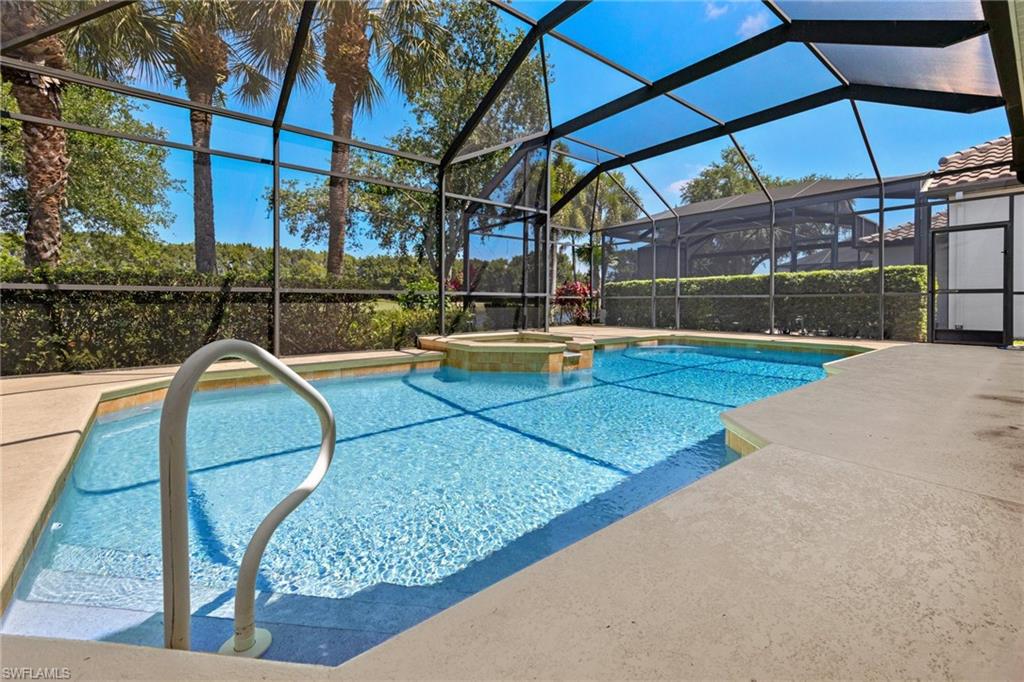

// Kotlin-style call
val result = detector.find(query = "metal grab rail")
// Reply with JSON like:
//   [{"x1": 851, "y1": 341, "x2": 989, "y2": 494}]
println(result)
[{"x1": 159, "y1": 339, "x2": 336, "y2": 658}]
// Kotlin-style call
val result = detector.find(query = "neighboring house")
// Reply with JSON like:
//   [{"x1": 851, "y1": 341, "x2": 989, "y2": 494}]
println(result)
[
  {"x1": 921, "y1": 136, "x2": 1023, "y2": 344},
  {"x1": 856, "y1": 212, "x2": 947, "y2": 266},
  {"x1": 618, "y1": 177, "x2": 921, "y2": 280},
  {"x1": 605, "y1": 137, "x2": 1021, "y2": 344}
]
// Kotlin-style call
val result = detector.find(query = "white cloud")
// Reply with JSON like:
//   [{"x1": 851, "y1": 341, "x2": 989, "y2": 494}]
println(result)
[
  {"x1": 737, "y1": 11, "x2": 770, "y2": 38},
  {"x1": 668, "y1": 178, "x2": 694, "y2": 196},
  {"x1": 704, "y1": 1, "x2": 728, "y2": 20}
]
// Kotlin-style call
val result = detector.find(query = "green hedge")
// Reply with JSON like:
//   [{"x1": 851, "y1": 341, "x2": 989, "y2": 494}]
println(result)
[
  {"x1": 0, "y1": 267, "x2": 453, "y2": 375},
  {"x1": 1, "y1": 265, "x2": 928, "y2": 374},
  {"x1": 604, "y1": 265, "x2": 927, "y2": 341}
]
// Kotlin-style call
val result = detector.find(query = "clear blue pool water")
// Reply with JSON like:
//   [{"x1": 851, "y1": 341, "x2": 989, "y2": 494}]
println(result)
[{"x1": 2, "y1": 344, "x2": 843, "y2": 664}]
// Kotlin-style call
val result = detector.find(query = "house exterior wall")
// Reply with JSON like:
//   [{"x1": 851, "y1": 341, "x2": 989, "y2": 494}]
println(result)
[
  {"x1": 943, "y1": 192, "x2": 1023, "y2": 339},
  {"x1": 860, "y1": 244, "x2": 915, "y2": 267}
]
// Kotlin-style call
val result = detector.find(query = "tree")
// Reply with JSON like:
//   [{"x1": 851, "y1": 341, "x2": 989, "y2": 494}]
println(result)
[
  {"x1": 280, "y1": 0, "x2": 546, "y2": 281},
  {"x1": 1, "y1": 2, "x2": 72, "y2": 267},
  {"x1": 154, "y1": 1, "x2": 297, "y2": 273},
  {"x1": 1, "y1": 85, "x2": 179, "y2": 241},
  {"x1": 680, "y1": 147, "x2": 832, "y2": 275},
  {"x1": 0, "y1": 1, "x2": 170, "y2": 267},
  {"x1": 2, "y1": 2, "x2": 296, "y2": 273},
  {"x1": 297, "y1": 0, "x2": 447, "y2": 276},
  {"x1": 680, "y1": 146, "x2": 829, "y2": 204}
]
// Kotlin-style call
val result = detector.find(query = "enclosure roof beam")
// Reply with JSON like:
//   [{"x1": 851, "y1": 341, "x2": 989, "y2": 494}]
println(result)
[
  {"x1": 0, "y1": 110, "x2": 271, "y2": 166},
  {"x1": 763, "y1": 0, "x2": 848, "y2": 86},
  {"x1": 451, "y1": 130, "x2": 548, "y2": 166},
  {"x1": 629, "y1": 163, "x2": 675, "y2": 214},
  {"x1": 551, "y1": 84, "x2": 1003, "y2": 215},
  {"x1": 982, "y1": 0, "x2": 1024, "y2": 181},
  {"x1": 1, "y1": 0, "x2": 136, "y2": 55},
  {"x1": 278, "y1": 123, "x2": 438, "y2": 164},
  {"x1": 272, "y1": 1, "x2": 317, "y2": 131},
  {"x1": 439, "y1": 0, "x2": 589, "y2": 170},
  {"x1": 0, "y1": 55, "x2": 270, "y2": 126},
  {"x1": 278, "y1": 160, "x2": 433, "y2": 195},
  {"x1": 850, "y1": 84, "x2": 1002, "y2": 112},
  {"x1": 490, "y1": 0, "x2": 724, "y2": 127},
  {"x1": 546, "y1": 19, "x2": 988, "y2": 142},
  {"x1": 461, "y1": 138, "x2": 547, "y2": 218},
  {"x1": 729, "y1": 134, "x2": 773, "y2": 206},
  {"x1": 604, "y1": 170, "x2": 653, "y2": 223}
]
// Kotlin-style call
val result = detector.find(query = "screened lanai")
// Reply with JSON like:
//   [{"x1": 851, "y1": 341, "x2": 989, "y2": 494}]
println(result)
[{"x1": 2, "y1": 0, "x2": 1023, "y2": 374}]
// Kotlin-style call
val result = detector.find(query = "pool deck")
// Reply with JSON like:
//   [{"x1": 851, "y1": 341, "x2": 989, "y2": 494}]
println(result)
[{"x1": 2, "y1": 330, "x2": 1022, "y2": 679}]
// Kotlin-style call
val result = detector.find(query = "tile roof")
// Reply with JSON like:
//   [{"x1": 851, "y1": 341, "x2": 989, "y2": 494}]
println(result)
[
  {"x1": 609, "y1": 177, "x2": 922, "y2": 233},
  {"x1": 858, "y1": 211, "x2": 947, "y2": 245},
  {"x1": 924, "y1": 136, "x2": 1015, "y2": 191}
]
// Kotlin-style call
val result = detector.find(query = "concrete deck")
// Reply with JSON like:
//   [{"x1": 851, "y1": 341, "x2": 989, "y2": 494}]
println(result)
[{"x1": 1, "y1": 333, "x2": 1021, "y2": 679}]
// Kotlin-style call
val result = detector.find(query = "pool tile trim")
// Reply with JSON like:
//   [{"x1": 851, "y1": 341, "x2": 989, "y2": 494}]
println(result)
[{"x1": 420, "y1": 331, "x2": 595, "y2": 373}]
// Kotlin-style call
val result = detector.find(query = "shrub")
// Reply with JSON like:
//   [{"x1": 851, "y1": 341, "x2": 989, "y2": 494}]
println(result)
[
  {"x1": 0, "y1": 266, "x2": 454, "y2": 375},
  {"x1": 603, "y1": 265, "x2": 927, "y2": 341},
  {"x1": 553, "y1": 280, "x2": 592, "y2": 325}
]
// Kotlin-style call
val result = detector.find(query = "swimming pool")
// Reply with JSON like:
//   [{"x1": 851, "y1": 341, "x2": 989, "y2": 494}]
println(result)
[{"x1": 2, "y1": 344, "x2": 843, "y2": 665}]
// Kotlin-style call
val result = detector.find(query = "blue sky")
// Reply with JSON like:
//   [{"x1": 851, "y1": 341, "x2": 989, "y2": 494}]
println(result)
[{"x1": 121, "y1": 0, "x2": 1010, "y2": 253}]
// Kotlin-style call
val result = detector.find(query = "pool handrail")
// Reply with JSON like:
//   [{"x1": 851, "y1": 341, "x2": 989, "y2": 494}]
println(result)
[{"x1": 158, "y1": 339, "x2": 336, "y2": 658}]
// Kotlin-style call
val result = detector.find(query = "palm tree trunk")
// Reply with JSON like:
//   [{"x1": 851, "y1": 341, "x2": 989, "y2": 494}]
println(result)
[
  {"x1": 327, "y1": 85, "x2": 355, "y2": 276},
  {"x1": 323, "y1": 4, "x2": 372, "y2": 277},
  {"x1": 12, "y1": 83, "x2": 68, "y2": 268},
  {"x1": 176, "y1": 13, "x2": 228, "y2": 276},
  {"x1": 186, "y1": 85, "x2": 217, "y2": 274},
  {"x1": 1, "y1": 2, "x2": 69, "y2": 268}
]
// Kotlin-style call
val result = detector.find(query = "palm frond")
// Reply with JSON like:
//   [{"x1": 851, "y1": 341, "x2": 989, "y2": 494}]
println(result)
[
  {"x1": 59, "y1": 1, "x2": 176, "y2": 82},
  {"x1": 230, "y1": 59, "x2": 275, "y2": 107},
  {"x1": 369, "y1": 0, "x2": 448, "y2": 99},
  {"x1": 355, "y1": 71, "x2": 384, "y2": 114}
]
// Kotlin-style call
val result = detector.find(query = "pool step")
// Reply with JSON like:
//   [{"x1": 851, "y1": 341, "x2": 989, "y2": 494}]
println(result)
[
  {"x1": 21, "y1": 542, "x2": 473, "y2": 634},
  {"x1": 23, "y1": 567, "x2": 223, "y2": 614},
  {"x1": 17, "y1": 567, "x2": 455, "y2": 638},
  {"x1": 46, "y1": 542, "x2": 235, "y2": 590},
  {"x1": 0, "y1": 598, "x2": 393, "y2": 666}
]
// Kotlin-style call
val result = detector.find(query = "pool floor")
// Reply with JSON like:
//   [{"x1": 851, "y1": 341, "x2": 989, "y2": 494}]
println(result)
[{"x1": 1, "y1": 345, "x2": 841, "y2": 665}]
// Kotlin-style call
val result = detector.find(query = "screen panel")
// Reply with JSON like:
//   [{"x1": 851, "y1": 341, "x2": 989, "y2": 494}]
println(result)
[
  {"x1": 554, "y1": 0, "x2": 783, "y2": 81},
  {"x1": 819, "y1": 37, "x2": 1000, "y2": 97},
  {"x1": 673, "y1": 43, "x2": 839, "y2": 122}
]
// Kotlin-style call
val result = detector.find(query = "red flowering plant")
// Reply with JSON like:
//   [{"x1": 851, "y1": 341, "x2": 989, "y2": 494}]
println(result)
[{"x1": 553, "y1": 280, "x2": 593, "y2": 325}]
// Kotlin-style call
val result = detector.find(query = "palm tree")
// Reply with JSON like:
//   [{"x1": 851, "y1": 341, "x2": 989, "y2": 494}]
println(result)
[
  {"x1": 2, "y1": 1, "x2": 170, "y2": 268},
  {"x1": 2, "y1": 1, "x2": 295, "y2": 273},
  {"x1": 157, "y1": 1, "x2": 299, "y2": 273},
  {"x1": 305, "y1": 0, "x2": 447, "y2": 276},
  {"x1": 1, "y1": 2, "x2": 69, "y2": 267}
]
